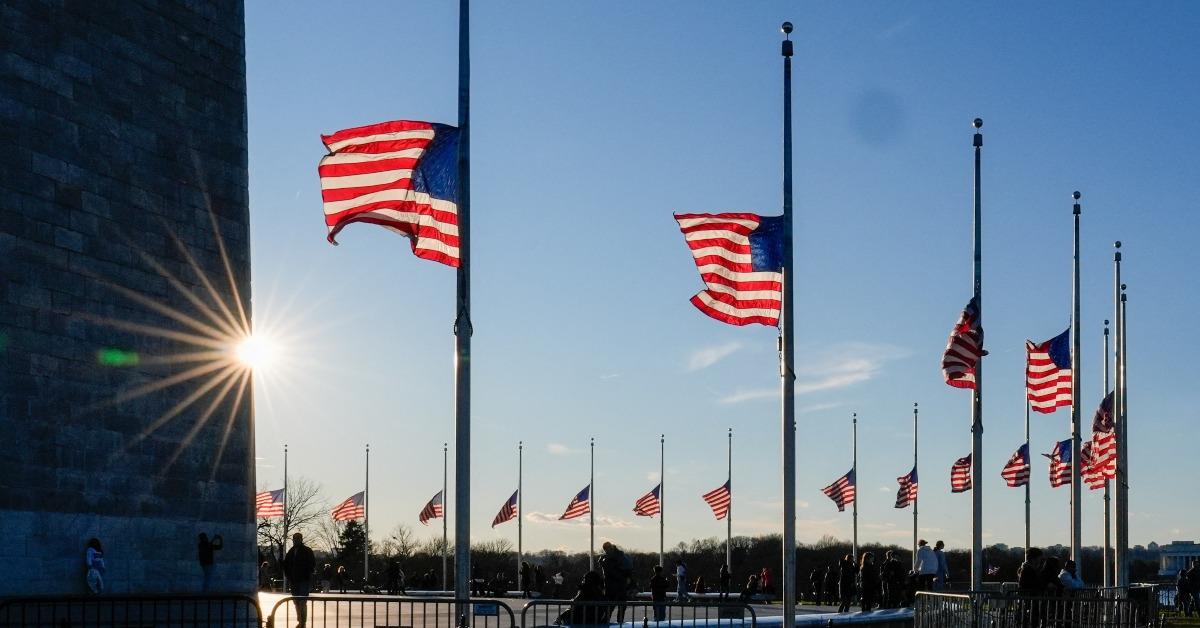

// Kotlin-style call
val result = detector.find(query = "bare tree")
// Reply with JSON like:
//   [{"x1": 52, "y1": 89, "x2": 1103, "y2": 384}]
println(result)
[
  {"x1": 379, "y1": 523, "x2": 419, "y2": 560},
  {"x1": 257, "y1": 476, "x2": 326, "y2": 566},
  {"x1": 311, "y1": 515, "x2": 344, "y2": 556}
]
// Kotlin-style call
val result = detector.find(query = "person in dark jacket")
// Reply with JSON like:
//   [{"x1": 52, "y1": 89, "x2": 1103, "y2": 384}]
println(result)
[
  {"x1": 649, "y1": 565, "x2": 672, "y2": 621},
  {"x1": 719, "y1": 564, "x2": 732, "y2": 600},
  {"x1": 859, "y1": 553, "x2": 881, "y2": 612},
  {"x1": 739, "y1": 574, "x2": 760, "y2": 602},
  {"x1": 197, "y1": 533, "x2": 223, "y2": 592},
  {"x1": 1017, "y1": 548, "x2": 1045, "y2": 594},
  {"x1": 880, "y1": 551, "x2": 905, "y2": 608},
  {"x1": 283, "y1": 533, "x2": 317, "y2": 628},
  {"x1": 599, "y1": 542, "x2": 632, "y2": 623},
  {"x1": 837, "y1": 555, "x2": 857, "y2": 613},
  {"x1": 823, "y1": 564, "x2": 839, "y2": 606},
  {"x1": 1180, "y1": 568, "x2": 1195, "y2": 617},
  {"x1": 809, "y1": 567, "x2": 824, "y2": 604},
  {"x1": 521, "y1": 561, "x2": 534, "y2": 598},
  {"x1": 566, "y1": 571, "x2": 607, "y2": 625}
]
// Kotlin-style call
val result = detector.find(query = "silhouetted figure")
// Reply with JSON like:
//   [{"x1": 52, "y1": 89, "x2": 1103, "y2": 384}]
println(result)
[
  {"x1": 321, "y1": 563, "x2": 333, "y2": 593},
  {"x1": 283, "y1": 533, "x2": 316, "y2": 628},
  {"x1": 933, "y1": 540, "x2": 948, "y2": 590},
  {"x1": 694, "y1": 575, "x2": 706, "y2": 595},
  {"x1": 197, "y1": 533, "x2": 222, "y2": 592},
  {"x1": 739, "y1": 574, "x2": 760, "y2": 603},
  {"x1": 535, "y1": 564, "x2": 546, "y2": 596},
  {"x1": 837, "y1": 554, "x2": 857, "y2": 613},
  {"x1": 1017, "y1": 548, "x2": 1045, "y2": 594},
  {"x1": 259, "y1": 561, "x2": 271, "y2": 590},
  {"x1": 719, "y1": 564, "x2": 732, "y2": 600},
  {"x1": 650, "y1": 565, "x2": 672, "y2": 621},
  {"x1": 336, "y1": 565, "x2": 347, "y2": 593},
  {"x1": 522, "y1": 561, "x2": 534, "y2": 598},
  {"x1": 823, "y1": 565, "x2": 838, "y2": 606},
  {"x1": 386, "y1": 559, "x2": 401, "y2": 595},
  {"x1": 1181, "y1": 567, "x2": 1196, "y2": 617},
  {"x1": 85, "y1": 538, "x2": 106, "y2": 594},
  {"x1": 561, "y1": 571, "x2": 607, "y2": 625},
  {"x1": 880, "y1": 550, "x2": 905, "y2": 608},
  {"x1": 599, "y1": 542, "x2": 632, "y2": 623},
  {"x1": 859, "y1": 553, "x2": 880, "y2": 612},
  {"x1": 675, "y1": 561, "x2": 689, "y2": 601},
  {"x1": 760, "y1": 567, "x2": 773, "y2": 596}
]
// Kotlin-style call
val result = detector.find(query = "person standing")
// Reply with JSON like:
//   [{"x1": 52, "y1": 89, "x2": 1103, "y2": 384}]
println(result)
[
  {"x1": 197, "y1": 533, "x2": 222, "y2": 592},
  {"x1": 521, "y1": 561, "x2": 534, "y2": 598},
  {"x1": 553, "y1": 571, "x2": 565, "y2": 598},
  {"x1": 718, "y1": 564, "x2": 732, "y2": 600},
  {"x1": 283, "y1": 533, "x2": 316, "y2": 628},
  {"x1": 859, "y1": 552, "x2": 880, "y2": 612},
  {"x1": 880, "y1": 550, "x2": 904, "y2": 608},
  {"x1": 837, "y1": 554, "x2": 857, "y2": 613},
  {"x1": 809, "y1": 567, "x2": 824, "y2": 605},
  {"x1": 599, "y1": 542, "x2": 632, "y2": 623},
  {"x1": 933, "y1": 541, "x2": 948, "y2": 590},
  {"x1": 915, "y1": 540, "x2": 937, "y2": 591},
  {"x1": 321, "y1": 563, "x2": 334, "y2": 594},
  {"x1": 84, "y1": 538, "x2": 106, "y2": 594},
  {"x1": 1185, "y1": 563, "x2": 1200, "y2": 618},
  {"x1": 760, "y1": 567, "x2": 773, "y2": 597},
  {"x1": 739, "y1": 574, "x2": 760, "y2": 603},
  {"x1": 823, "y1": 564, "x2": 839, "y2": 606},
  {"x1": 675, "y1": 561, "x2": 689, "y2": 601},
  {"x1": 649, "y1": 565, "x2": 671, "y2": 621},
  {"x1": 1058, "y1": 560, "x2": 1084, "y2": 591}
]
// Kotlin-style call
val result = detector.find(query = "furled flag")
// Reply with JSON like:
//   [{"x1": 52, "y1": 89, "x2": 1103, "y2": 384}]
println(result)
[
  {"x1": 1087, "y1": 392, "x2": 1117, "y2": 487},
  {"x1": 559, "y1": 485, "x2": 591, "y2": 520},
  {"x1": 702, "y1": 481, "x2": 732, "y2": 520},
  {"x1": 255, "y1": 489, "x2": 285, "y2": 518},
  {"x1": 1001, "y1": 444, "x2": 1031, "y2": 487},
  {"x1": 319, "y1": 120, "x2": 461, "y2": 267},
  {"x1": 491, "y1": 490, "x2": 518, "y2": 528},
  {"x1": 633, "y1": 484, "x2": 662, "y2": 517},
  {"x1": 418, "y1": 491, "x2": 444, "y2": 525},
  {"x1": 942, "y1": 297, "x2": 984, "y2": 389},
  {"x1": 331, "y1": 491, "x2": 366, "y2": 521},
  {"x1": 895, "y1": 468, "x2": 918, "y2": 509},
  {"x1": 1044, "y1": 440, "x2": 1072, "y2": 488},
  {"x1": 674, "y1": 213, "x2": 784, "y2": 326},
  {"x1": 1026, "y1": 330, "x2": 1073, "y2": 413},
  {"x1": 951, "y1": 455, "x2": 973, "y2": 493},
  {"x1": 820, "y1": 469, "x2": 856, "y2": 512}
]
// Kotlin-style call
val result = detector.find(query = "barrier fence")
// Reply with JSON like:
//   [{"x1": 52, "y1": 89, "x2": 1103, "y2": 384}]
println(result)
[
  {"x1": 264, "y1": 596, "x2": 516, "y2": 628},
  {"x1": 520, "y1": 599, "x2": 756, "y2": 628},
  {"x1": 915, "y1": 587, "x2": 1160, "y2": 628},
  {"x1": 0, "y1": 594, "x2": 262, "y2": 628}
]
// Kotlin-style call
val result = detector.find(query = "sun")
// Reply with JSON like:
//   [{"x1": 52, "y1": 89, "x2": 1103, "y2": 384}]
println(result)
[{"x1": 235, "y1": 334, "x2": 275, "y2": 370}]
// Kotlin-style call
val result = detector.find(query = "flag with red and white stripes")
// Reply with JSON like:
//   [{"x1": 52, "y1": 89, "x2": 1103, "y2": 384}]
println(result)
[
  {"x1": 255, "y1": 489, "x2": 285, "y2": 518},
  {"x1": 559, "y1": 485, "x2": 591, "y2": 520},
  {"x1": 1087, "y1": 392, "x2": 1116, "y2": 488},
  {"x1": 942, "y1": 297, "x2": 984, "y2": 389},
  {"x1": 895, "y1": 468, "x2": 918, "y2": 509},
  {"x1": 674, "y1": 213, "x2": 784, "y2": 327},
  {"x1": 1044, "y1": 440, "x2": 1072, "y2": 488},
  {"x1": 319, "y1": 120, "x2": 460, "y2": 267},
  {"x1": 1001, "y1": 444, "x2": 1031, "y2": 487},
  {"x1": 419, "y1": 491, "x2": 444, "y2": 525},
  {"x1": 331, "y1": 491, "x2": 365, "y2": 521},
  {"x1": 820, "y1": 469, "x2": 856, "y2": 512},
  {"x1": 1026, "y1": 330, "x2": 1073, "y2": 413},
  {"x1": 491, "y1": 490, "x2": 518, "y2": 528},
  {"x1": 950, "y1": 455, "x2": 972, "y2": 493},
  {"x1": 702, "y1": 481, "x2": 732, "y2": 520},
  {"x1": 633, "y1": 484, "x2": 662, "y2": 517}
]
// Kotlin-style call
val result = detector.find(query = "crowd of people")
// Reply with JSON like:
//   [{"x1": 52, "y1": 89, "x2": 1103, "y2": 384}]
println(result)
[{"x1": 802, "y1": 539, "x2": 952, "y2": 612}]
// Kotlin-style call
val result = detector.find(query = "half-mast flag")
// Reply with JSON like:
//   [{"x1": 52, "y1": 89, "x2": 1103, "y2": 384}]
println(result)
[
  {"x1": 559, "y1": 485, "x2": 591, "y2": 520},
  {"x1": 331, "y1": 491, "x2": 365, "y2": 521},
  {"x1": 256, "y1": 489, "x2": 285, "y2": 518},
  {"x1": 951, "y1": 455, "x2": 972, "y2": 493},
  {"x1": 1001, "y1": 444, "x2": 1031, "y2": 487},
  {"x1": 942, "y1": 297, "x2": 984, "y2": 389},
  {"x1": 1081, "y1": 442, "x2": 1105, "y2": 490},
  {"x1": 674, "y1": 213, "x2": 784, "y2": 326},
  {"x1": 418, "y1": 491, "x2": 444, "y2": 525},
  {"x1": 1044, "y1": 440, "x2": 1072, "y2": 488},
  {"x1": 820, "y1": 469, "x2": 856, "y2": 512},
  {"x1": 319, "y1": 120, "x2": 461, "y2": 267},
  {"x1": 895, "y1": 468, "x2": 918, "y2": 509},
  {"x1": 1026, "y1": 330, "x2": 1073, "y2": 413},
  {"x1": 1088, "y1": 392, "x2": 1116, "y2": 486},
  {"x1": 633, "y1": 484, "x2": 662, "y2": 517},
  {"x1": 702, "y1": 481, "x2": 732, "y2": 520},
  {"x1": 491, "y1": 491, "x2": 518, "y2": 528}
]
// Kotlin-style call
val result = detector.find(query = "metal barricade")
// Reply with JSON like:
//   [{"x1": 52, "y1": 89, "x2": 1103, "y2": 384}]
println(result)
[
  {"x1": 914, "y1": 592, "x2": 974, "y2": 628},
  {"x1": 264, "y1": 596, "x2": 516, "y2": 628},
  {"x1": 0, "y1": 594, "x2": 262, "y2": 628},
  {"x1": 520, "y1": 599, "x2": 756, "y2": 627},
  {"x1": 916, "y1": 587, "x2": 1160, "y2": 628}
]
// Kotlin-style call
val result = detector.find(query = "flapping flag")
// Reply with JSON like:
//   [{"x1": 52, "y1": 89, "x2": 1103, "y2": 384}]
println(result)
[
  {"x1": 674, "y1": 213, "x2": 784, "y2": 326},
  {"x1": 1001, "y1": 444, "x2": 1031, "y2": 487},
  {"x1": 1044, "y1": 440, "x2": 1072, "y2": 488},
  {"x1": 895, "y1": 468, "x2": 918, "y2": 509},
  {"x1": 331, "y1": 491, "x2": 365, "y2": 522},
  {"x1": 633, "y1": 484, "x2": 662, "y2": 517},
  {"x1": 820, "y1": 469, "x2": 856, "y2": 512},
  {"x1": 702, "y1": 481, "x2": 732, "y2": 520},
  {"x1": 559, "y1": 485, "x2": 591, "y2": 520},
  {"x1": 942, "y1": 297, "x2": 984, "y2": 388},
  {"x1": 255, "y1": 489, "x2": 285, "y2": 518},
  {"x1": 1087, "y1": 392, "x2": 1116, "y2": 488},
  {"x1": 951, "y1": 455, "x2": 973, "y2": 493},
  {"x1": 491, "y1": 490, "x2": 518, "y2": 528},
  {"x1": 319, "y1": 120, "x2": 461, "y2": 267},
  {"x1": 1081, "y1": 442, "x2": 1105, "y2": 490},
  {"x1": 419, "y1": 491, "x2": 445, "y2": 525},
  {"x1": 1027, "y1": 330, "x2": 1073, "y2": 413}
]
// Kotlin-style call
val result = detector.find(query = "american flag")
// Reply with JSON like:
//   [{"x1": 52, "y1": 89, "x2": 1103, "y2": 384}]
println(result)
[
  {"x1": 1001, "y1": 444, "x2": 1031, "y2": 488},
  {"x1": 559, "y1": 485, "x2": 591, "y2": 520},
  {"x1": 895, "y1": 468, "x2": 918, "y2": 509},
  {"x1": 674, "y1": 213, "x2": 784, "y2": 326},
  {"x1": 1044, "y1": 440, "x2": 1072, "y2": 488},
  {"x1": 950, "y1": 455, "x2": 972, "y2": 493},
  {"x1": 702, "y1": 481, "x2": 732, "y2": 520},
  {"x1": 1081, "y1": 442, "x2": 1104, "y2": 490},
  {"x1": 633, "y1": 484, "x2": 662, "y2": 517},
  {"x1": 331, "y1": 491, "x2": 365, "y2": 522},
  {"x1": 942, "y1": 297, "x2": 984, "y2": 389},
  {"x1": 319, "y1": 120, "x2": 460, "y2": 267},
  {"x1": 255, "y1": 489, "x2": 285, "y2": 518},
  {"x1": 1026, "y1": 330, "x2": 1072, "y2": 413},
  {"x1": 1087, "y1": 392, "x2": 1116, "y2": 488},
  {"x1": 419, "y1": 491, "x2": 444, "y2": 525},
  {"x1": 491, "y1": 490, "x2": 518, "y2": 528},
  {"x1": 820, "y1": 469, "x2": 856, "y2": 512}
]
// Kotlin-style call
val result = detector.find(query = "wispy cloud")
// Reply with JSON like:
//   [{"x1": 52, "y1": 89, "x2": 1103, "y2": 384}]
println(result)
[
  {"x1": 525, "y1": 512, "x2": 639, "y2": 529},
  {"x1": 547, "y1": 443, "x2": 579, "y2": 456},
  {"x1": 600, "y1": 373, "x2": 621, "y2": 380},
  {"x1": 718, "y1": 342, "x2": 908, "y2": 404},
  {"x1": 687, "y1": 341, "x2": 744, "y2": 371},
  {"x1": 799, "y1": 402, "x2": 844, "y2": 415}
]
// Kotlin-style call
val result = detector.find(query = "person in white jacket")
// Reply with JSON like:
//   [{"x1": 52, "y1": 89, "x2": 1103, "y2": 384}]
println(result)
[
  {"x1": 1059, "y1": 560, "x2": 1084, "y2": 590},
  {"x1": 915, "y1": 539, "x2": 938, "y2": 591}
]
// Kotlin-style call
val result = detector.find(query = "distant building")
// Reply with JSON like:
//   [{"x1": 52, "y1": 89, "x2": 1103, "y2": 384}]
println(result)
[{"x1": 1159, "y1": 541, "x2": 1200, "y2": 576}]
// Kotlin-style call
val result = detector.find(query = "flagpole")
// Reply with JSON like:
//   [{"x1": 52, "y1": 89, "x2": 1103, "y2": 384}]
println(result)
[
  {"x1": 453, "y1": 0, "x2": 473, "y2": 603},
  {"x1": 969, "y1": 117, "x2": 985, "y2": 591},
  {"x1": 518, "y1": 440, "x2": 524, "y2": 592},
  {"x1": 1102, "y1": 320, "x2": 1112, "y2": 587},
  {"x1": 1070, "y1": 192, "x2": 1083, "y2": 564},
  {"x1": 365, "y1": 443, "x2": 370, "y2": 584},
  {"x1": 443, "y1": 442, "x2": 449, "y2": 592},
  {"x1": 779, "y1": 23, "x2": 798, "y2": 628},
  {"x1": 852, "y1": 414, "x2": 858, "y2": 563},
  {"x1": 1116, "y1": 277, "x2": 1129, "y2": 587},
  {"x1": 283, "y1": 443, "x2": 289, "y2": 590},
  {"x1": 727, "y1": 427, "x2": 733, "y2": 570},
  {"x1": 913, "y1": 402, "x2": 919, "y2": 570},
  {"x1": 1113, "y1": 244, "x2": 1125, "y2": 587},
  {"x1": 1024, "y1": 402, "x2": 1031, "y2": 560},
  {"x1": 589, "y1": 437, "x2": 595, "y2": 571},
  {"x1": 660, "y1": 433, "x2": 665, "y2": 568}
]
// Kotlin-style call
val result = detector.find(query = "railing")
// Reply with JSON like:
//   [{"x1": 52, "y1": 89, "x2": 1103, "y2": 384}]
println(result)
[
  {"x1": 0, "y1": 594, "x2": 262, "y2": 627},
  {"x1": 520, "y1": 598, "x2": 756, "y2": 627},
  {"x1": 915, "y1": 587, "x2": 1160, "y2": 628},
  {"x1": 913, "y1": 593, "x2": 974, "y2": 628},
  {"x1": 264, "y1": 596, "x2": 516, "y2": 628}
]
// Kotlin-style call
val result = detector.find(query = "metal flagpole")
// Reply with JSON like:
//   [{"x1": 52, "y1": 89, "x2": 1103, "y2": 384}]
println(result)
[
  {"x1": 913, "y1": 403, "x2": 919, "y2": 570},
  {"x1": 969, "y1": 118, "x2": 985, "y2": 591},
  {"x1": 727, "y1": 428, "x2": 733, "y2": 569},
  {"x1": 780, "y1": 23, "x2": 798, "y2": 628},
  {"x1": 518, "y1": 441, "x2": 524, "y2": 591},
  {"x1": 1070, "y1": 192, "x2": 1083, "y2": 564},
  {"x1": 660, "y1": 434, "x2": 665, "y2": 568},
  {"x1": 1103, "y1": 320, "x2": 1112, "y2": 587},
  {"x1": 453, "y1": 0, "x2": 473, "y2": 604},
  {"x1": 1113, "y1": 244, "x2": 1126, "y2": 586},
  {"x1": 1116, "y1": 277, "x2": 1129, "y2": 586},
  {"x1": 852, "y1": 414, "x2": 858, "y2": 563},
  {"x1": 365, "y1": 443, "x2": 370, "y2": 583},
  {"x1": 443, "y1": 442, "x2": 449, "y2": 592},
  {"x1": 283, "y1": 443, "x2": 289, "y2": 590},
  {"x1": 589, "y1": 437, "x2": 595, "y2": 571},
  {"x1": 1025, "y1": 402, "x2": 1031, "y2": 559}
]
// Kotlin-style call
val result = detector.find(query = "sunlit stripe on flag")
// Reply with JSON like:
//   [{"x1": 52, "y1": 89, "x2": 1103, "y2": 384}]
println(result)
[
  {"x1": 820, "y1": 470, "x2": 856, "y2": 512},
  {"x1": 419, "y1": 491, "x2": 444, "y2": 525},
  {"x1": 950, "y1": 455, "x2": 972, "y2": 493},
  {"x1": 942, "y1": 297, "x2": 984, "y2": 389},
  {"x1": 1088, "y1": 392, "x2": 1116, "y2": 487},
  {"x1": 1044, "y1": 440, "x2": 1072, "y2": 488},
  {"x1": 674, "y1": 213, "x2": 784, "y2": 327},
  {"x1": 895, "y1": 468, "x2": 918, "y2": 509},
  {"x1": 702, "y1": 481, "x2": 731, "y2": 520},
  {"x1": 256, "y1": 489, "x2": 285, "y2": 518},
  {"x1": 633, "y1": 484, "x2": 661, "y2": 517},
  {"x1": 491, "y1": 490, "x2": 518, "y2": 528},
  {"x1": 331, "y1": 491, "x2": 365, "y2": 521},
  {"x1": 559, "y1": 486, "x2": 591, "y2": 520},
  {"x1": 1001, "y1": 444, "x2": 1031, "y2": 488},
  {"x1": 1026, "y1": 330, "x2": 1073, "y2": 413}
]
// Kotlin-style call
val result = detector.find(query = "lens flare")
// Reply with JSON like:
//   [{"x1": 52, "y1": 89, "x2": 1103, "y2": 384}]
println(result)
[{"x1": 235, "y1": 335, "x2": 274, "y2": 370}]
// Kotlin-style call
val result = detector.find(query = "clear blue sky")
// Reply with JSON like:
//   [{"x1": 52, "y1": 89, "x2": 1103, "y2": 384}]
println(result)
[{"x1": 244, "y1": 2, "x2": 1200, "y2": 554}]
